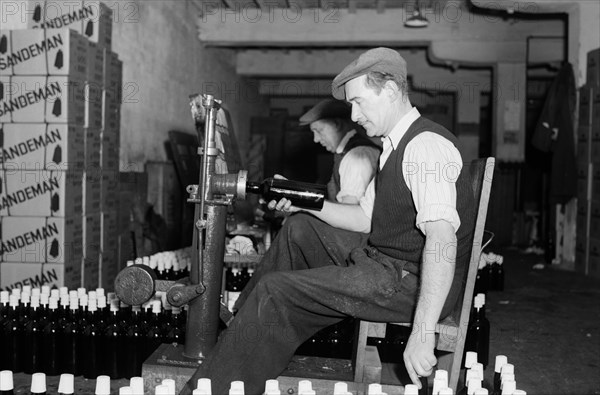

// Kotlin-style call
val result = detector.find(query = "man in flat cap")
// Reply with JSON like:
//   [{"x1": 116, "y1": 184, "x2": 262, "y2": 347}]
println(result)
[
  {"x1": 183, "y1": 48, "x2": 475, "y2": 395},
  {"x1": 299, "y1": 98, "x2": 380, "y2": 204}
]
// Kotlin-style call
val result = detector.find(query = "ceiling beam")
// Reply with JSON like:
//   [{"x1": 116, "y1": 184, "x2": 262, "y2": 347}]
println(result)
[
  {"x1": 197, "y1": 7, "x2": 564, "y2": 47},
  {"x1": 237, "y1": 48, "x2": 491, "y2": 77}
]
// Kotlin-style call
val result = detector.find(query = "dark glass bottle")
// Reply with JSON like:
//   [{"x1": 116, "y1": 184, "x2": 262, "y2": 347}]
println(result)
[
  {"x1": 2, "y1": 296, "x2": 24, "y2": 373},
  {"x1": 144, "y1": 301, "x2": 164, "y2": 360},
  {"x1": 124, "y1": 305, "x2": 145, "y2": 378},
  {"x1": 82, "y1": 299, "x2": 102, "y2": 379},
  {"x1": 465, "y1": 298, "x2": 490, "y2": 369},
  {"x1": 225, "y1": 266, "x2": 242, "y2": 313},
  {"x1": 103, "y1": 301, "x2": 125, "y2": 379},
  {"x1": 246, "y1": 178, "x2": 326, "y2": 211},
  {"x1": 42, "y1": 298, "x2": 61, "y2": 376},
  {"x1": 23, "y1": 298, "x2": 45, "y2": 374},
  {"x1": 493, "y1": 355, "x2": 508, "y2": 395},
  {"x1": 60, "y1": 300, "x2": 83, "y2": 376},
  {"x1": 0, "y1": 369, "x2": 15, "y2": 395}
]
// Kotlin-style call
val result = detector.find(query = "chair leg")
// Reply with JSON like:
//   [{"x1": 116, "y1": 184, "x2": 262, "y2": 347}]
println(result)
[{"x1": 352, "y1": 320, "x2": 370, "y2": 382}]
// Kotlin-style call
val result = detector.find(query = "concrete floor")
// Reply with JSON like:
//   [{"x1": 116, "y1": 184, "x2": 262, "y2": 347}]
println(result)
[{"x1": 481, "y1": 248, "x2": 600, "y2": 395}]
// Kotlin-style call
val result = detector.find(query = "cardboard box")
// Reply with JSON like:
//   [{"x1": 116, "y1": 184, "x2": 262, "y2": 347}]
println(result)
[
  {"x1": 0, "y1": 123, "x2": 84, "y2": 170},
  {"x1": 100, "y1": 171, "x2": 118, "y2": 212},
  {"x1": 82, "y1": 212, "x2": 101, "y2": 289},
  {"x1": 0, "y1": 261, "x2": 80, "y2": 291},
  {"x1": 588, "y1": 48, "x2": 600, "y2": 87},
  {"x1": 0, "y1": 75, "x2": 85, "y2": 124},
  {"x1": 0, "y1": 168, "x2": 82, "y2": 216},
  {"x1": 26, "y1": 1, "x2": 113, "y2": 50},
  {"x1": 0, "y1": 28, "x2": 87, "y2": 76},
  {"x1": 82, "y1": 170, "x2": 101, "y2": 215},
  {"x1": 102, "y1": 49, "x2": 122, "y2": 130},
  {"x1": 0, "y1": 215, "x2": 83, "y2": 264},
  {"x1": 592, "y1": 88, "x2": 600, "y2": 141}
]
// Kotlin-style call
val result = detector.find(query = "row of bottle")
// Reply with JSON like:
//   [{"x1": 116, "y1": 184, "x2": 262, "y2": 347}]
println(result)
[
  {"x1": 461, "y1": 351, "x2": 527, "y2": 395},
  {"x1": 223, "y1": 264, "x2": 255, "y2": 313},
  {"x1": 0, "y1": 286, "x2": 186, "y2": 379},
  {"x1": 0, "y1": 370, "x2": 394, "y2": 395},
  {"x1": 129, "y1": 247, "x2": 193, "y2": 281},
  {"x1": 474, "y1": 252, "x2": 505, "y2": 295}
]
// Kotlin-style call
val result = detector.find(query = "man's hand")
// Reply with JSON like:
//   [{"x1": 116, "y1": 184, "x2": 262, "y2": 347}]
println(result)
[
  {"x1": 267, "y1": 197, "x2": 300, "y2": 214},
  {"x1": 403, "y1": 329, "x2": 437, "y2": 389}
]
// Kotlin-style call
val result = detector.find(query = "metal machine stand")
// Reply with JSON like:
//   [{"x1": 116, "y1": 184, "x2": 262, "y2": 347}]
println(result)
[{"x1": 114, "y1": 94, "x2": 248, "y2": 394}]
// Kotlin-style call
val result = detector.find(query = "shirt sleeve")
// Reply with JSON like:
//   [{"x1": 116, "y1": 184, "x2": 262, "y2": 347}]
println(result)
[
  {"x1": 336, "y1": 146, "x2": 380, "y2": 203},
  {"x1": 402, "y1": 132, "x2": 463, "y2": 234},
  {"x1": 359, "y1": 178, "x2": 376, "y2": 219}
]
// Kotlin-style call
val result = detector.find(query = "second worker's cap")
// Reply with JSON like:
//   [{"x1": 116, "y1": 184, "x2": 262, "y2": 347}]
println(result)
[{"x1": 298, "y1": 98, "x2": 351, "y2": 125}]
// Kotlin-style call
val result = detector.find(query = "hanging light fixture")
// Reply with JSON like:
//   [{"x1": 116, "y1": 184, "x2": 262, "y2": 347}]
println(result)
[{"x1": 404, "y1": 1, "x2": 429, "y2": 28}]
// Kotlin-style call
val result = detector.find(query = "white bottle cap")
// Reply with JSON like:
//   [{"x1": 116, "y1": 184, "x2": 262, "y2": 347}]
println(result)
[
  {"x1": 474, "y1": 389, "x2": 489, "y2": 395},
  {"x1": 298, "y1": 380, "x2": 312, "y2": 394},
  {"x1": 129, "y1": 377, "x2": 144, "y2": 394},
  {"x1": 193, "y1": 389, "x2": 212, "y2": 395},
  {"x1": 196, "y1": 378, "x2": 212, "y2": 393},
  {"x1": 155, "y1": 384, "x2": 170, "y2": 395},
  {"x1": 264, "y1": 379, "x2": 280, "y2": 394},
  {"x1": 58, "y1": 373, "x2": 74, "y2": 394},
  {"x1": 31, "y1": 288, "x2": 41, "y2": 298},
  {"x1": 30, "y1": 372, "x2": 47, "y2": 394},
  {"x1": 333, "y1": 382, "x2": 348, "y2": 394},
  {"x1": 501, "y1": 373, "x2": 515, "y2": 388},
  {"x1": 438, "y1": 388, "x2": 454, "y2": 395},
  {"x1": 0, "y1": 291, "x2": 9, "y2": 304},
  {"x1": 466, "y1": 370, "x2": 481, "y2": 385},
  {"x1": 230, "y1": 380, "x2": 244, "y2": 394},
  {"x1": 77, "y1": 287, "x2": 87, "y2": 297},
  {"x1": 0, "y1": 370, "x2": 14, "y2": 390},
  {"x1": 161, "y1": 379, "x2": 176, "y2": 394},
  {"x1": 404, "y1": 384, "x2": 419, "y2": 395},
  {"x1": 435, "y1": 369, "x2": 448, "y2": 382},
  {"x1": 41, "y1": 285, "x2": 51, "y2": 295},
  {"x1": 494, "y1": 355, "x2": 508, "y2": 373},
  {"x1": 501, "y1": 380, "x2": 516, "y2": 395},
  {"x1": 433, "y1": 377, "x2": 447, "y2": 395},
  {"x1": 95, "y1": 375, "x2": 111, "y2": 395},
  {"x1": 367, "y1": 383, "x2": 383, "y2": 394},
  {"x1": 471, "y1": 363, "x2": 484, "y2": 379},
  {"x1": 96, "y1": 288, "x2": 105, "y2": 297},
  {"x1": 467, "y1": 378, "x2": 482, "y2": 395},
  {"x1": 88, "y1": 290, "x2": 97, "y2": 300},
  {"x1": 119, "y1": 386, "x2": 133, "y2": 395},
  {"x1": 500, "y1": 363, "x2": 514, "y2": 376},
  {"x1": 464, "y1": 351, "x2": 478, "y2": 368},
  {"x1": 513, "y1": 390, "x2": 526, "y2": 395},
  {"x1": 59, "y1": 286, "x2": 69, "y2": 295},
  {"x1": 97, "y1": 295, "x2": 107, "y2": 309}
]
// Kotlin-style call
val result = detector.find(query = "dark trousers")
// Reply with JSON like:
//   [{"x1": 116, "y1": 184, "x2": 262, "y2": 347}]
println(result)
[{"x1": 190, "y1": 213, "x2": 419, "y2": 395}]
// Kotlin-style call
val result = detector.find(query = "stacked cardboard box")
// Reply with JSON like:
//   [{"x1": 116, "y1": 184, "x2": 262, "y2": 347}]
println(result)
[
  {"x1": 1, "y1": 1, "x2": 122, "y2": 291},
  {"x1": 576, "y1": 48, "x2": 600, "y2": 279}
]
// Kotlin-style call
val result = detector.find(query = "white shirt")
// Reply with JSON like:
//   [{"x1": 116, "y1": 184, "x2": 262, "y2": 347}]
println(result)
[
  {"x1": 359, "y1": 108, "x2": 463, "y2": 233},
  {"x1": 335, "y1": 130, "x2": 380, "y2": 203}
]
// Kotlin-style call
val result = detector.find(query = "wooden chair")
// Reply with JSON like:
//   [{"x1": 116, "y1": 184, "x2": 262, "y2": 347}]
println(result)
[{"x1": 351, "y1": 157, "x2": 496, "y2": 392}]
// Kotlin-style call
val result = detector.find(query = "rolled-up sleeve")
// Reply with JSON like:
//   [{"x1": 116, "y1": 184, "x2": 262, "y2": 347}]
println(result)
[
  {"x1": 403, "y1": 132, "x2": 463, "y2": 234},
  {"x1": 336, "y1": 146, "x2": 380, "y2": 203}
]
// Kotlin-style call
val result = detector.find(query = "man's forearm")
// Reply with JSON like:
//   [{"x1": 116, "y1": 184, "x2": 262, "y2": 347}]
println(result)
[
  {"x1": 412, "y1": 221, "x2": 457, "y2": 337},
  {"x1": 304, "y1": 200, "x2": 371, "y2": 233}
]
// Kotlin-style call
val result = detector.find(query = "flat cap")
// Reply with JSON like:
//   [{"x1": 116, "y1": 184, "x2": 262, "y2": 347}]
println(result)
[
  {"x1": 298, "y1": 99, "x2": 351, "y2": 126},
  {"x1": 331, "y1": 47, "x2": 407, "y2": 100}
]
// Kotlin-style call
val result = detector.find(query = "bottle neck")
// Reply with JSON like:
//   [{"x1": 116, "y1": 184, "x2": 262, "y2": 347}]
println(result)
[{"x1": 245, "y1": 181, "x2": 261, "y2": 194}]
